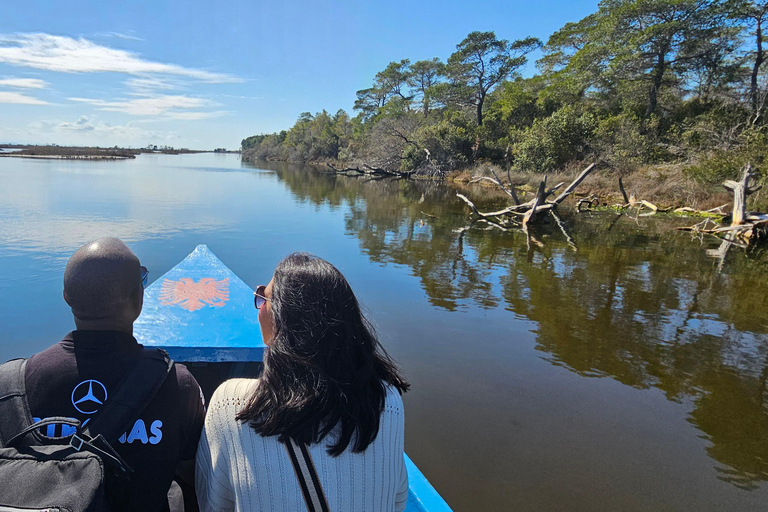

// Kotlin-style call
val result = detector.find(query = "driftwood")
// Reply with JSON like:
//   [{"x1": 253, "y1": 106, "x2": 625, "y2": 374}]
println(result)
[
  {"x1": 577, "y1": 195, "x2": 600, "y2": 212},
  {"x1": 723, "y1": 164, "x2": 762, "y2": 226},
  {"x1": 326, "y1": 162, "x2": 412, "y2": 178},
  {"x1": 470, "y1": 176, "x2": 504, "y2": 186},
  {"x1": 470, "y1": 169, "x2": 521, "y2": 205},
  {"x1": 718, "y1": 165, "x2": 767, "y2": 242},
  {"x1": 362, "y1": 164, "x2": 412, "y2": 178},
  {"x1": 553, "y1": 163, "x2": 596, "y2": 205},
  {"x1": 522, "y1": 177, "x2": 548, "y2": 231},
  {"x1": 677, "y1": 165, "x2": 768, "y2": 265},
  {"x1": 456, "y1": 163, "x2": 597, "y2": 249},
  {"x1": 458, "y1": 163, "x2": 597, "y2": 222},
  {"x1": 327, "y1": 163, "x2": 365, "y2": 174},
  {"x1": 673, "y1": 205, "x2": 728, "y2": 215},
  {"x1": 493, "y1": 168, "x2": 521, "y2": 205},
  {"x1": 618, "y1": 177, "x2": 630, "y2": 205},
  {"x1": 577, "y1": 175, "x2": 668, "y2": 213}
]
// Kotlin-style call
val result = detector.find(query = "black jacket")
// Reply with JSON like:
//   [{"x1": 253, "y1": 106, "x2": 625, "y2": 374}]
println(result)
[{"x1": 25, "y1": 330, "x2": 206, "y2": 512}]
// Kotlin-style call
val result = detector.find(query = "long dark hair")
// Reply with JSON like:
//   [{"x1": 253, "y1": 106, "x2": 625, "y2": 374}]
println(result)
[{"x1": 237, "y1": 253, "x2": 409, "y2": 455}]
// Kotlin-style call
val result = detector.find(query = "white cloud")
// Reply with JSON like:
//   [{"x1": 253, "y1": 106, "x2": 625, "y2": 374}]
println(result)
[
  {"x1": 0, "y1": 78, "x2": 48, "y2": 88},
  {"x1": 0, "y1": 91, "x2": 48, "y2": 104},
  {"x1": 166, "y1": 110, "x2": 229, "y2": 120},
  {"x1": 95, "y1": 31, "x2": 144, "y2": 42},
  {"x1": 126, "y1": 77, "x2": 179, "y2": 92},
  {"x1": 69, "y1": 94, "x2": 212, "y2": 117},
  {"x1": 0, "y1": 33, "x2": 243, "y2": 83},
  {"x1": 25, "y1": 116, "x2": 163, "y2": 144},
  {"x1": 221, "y1": 94, "x2": 262, "y2": 100},
  {"x1": 58, "y1": 116, "x2": 95, "y2": 131}
]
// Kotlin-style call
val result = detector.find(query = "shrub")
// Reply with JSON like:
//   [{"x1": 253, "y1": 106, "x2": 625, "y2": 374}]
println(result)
[
  {"x1": 402, "y1": 111, "x2": 476, "y2": 172},
  {"x1": 684, "y1": 128, "x2": 768, "y2": 184},
  {"x1": 592, "y1": 113, "x2": 659, "y2": 169},
  {"x1": 512, "y1": 105, "x2": 596, "y2": 172}
]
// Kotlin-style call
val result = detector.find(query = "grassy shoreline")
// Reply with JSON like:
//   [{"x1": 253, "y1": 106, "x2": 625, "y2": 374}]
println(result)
[
  {"x1": 447, "y1": 163, "x2": 764, "y2": 212},
  {"x1": 247, "y1": 154, "x2": 766, "y2": 212}
]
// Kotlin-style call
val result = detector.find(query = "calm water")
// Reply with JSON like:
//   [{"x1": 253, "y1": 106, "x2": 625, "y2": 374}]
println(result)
[{"x1": 1, "y1": 153, "x2": 768, "y2": 511}]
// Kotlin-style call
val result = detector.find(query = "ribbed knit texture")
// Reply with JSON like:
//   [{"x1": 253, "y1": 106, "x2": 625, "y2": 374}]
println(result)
[{"x1": 196, "y1": 379, "x2": 408, "y2": 512}]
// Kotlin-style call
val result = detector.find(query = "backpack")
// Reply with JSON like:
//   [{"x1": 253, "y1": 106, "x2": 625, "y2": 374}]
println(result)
[{"x1": 0, "y1": 348, "x2": 173, "y2": 512}]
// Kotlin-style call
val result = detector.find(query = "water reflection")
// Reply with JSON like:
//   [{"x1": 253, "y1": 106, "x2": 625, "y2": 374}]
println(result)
[
  {"x1": 0, "y1": 156, "x2": 251, "y2": 255},
  {"x1": 271, "y1": 163, "x2": 768, "y2": 489},
  {"x1": 3, "y1": 154, "x2": 768, "y2": 508}
]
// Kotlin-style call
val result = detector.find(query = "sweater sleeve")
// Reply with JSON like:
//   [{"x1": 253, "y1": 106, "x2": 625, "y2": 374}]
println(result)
[
  {"x1": 393, "y1": 389, "x2": 408, "y2": 512},
  {"x1": 195, "y1": 386, "x2": 235, "y2": 512},
  {"x1": 395, "y1": 451, "x2": 409, "y2": 512}
]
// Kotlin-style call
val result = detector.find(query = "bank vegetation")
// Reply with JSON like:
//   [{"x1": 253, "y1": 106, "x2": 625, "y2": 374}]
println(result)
[{"x1": 241, "y1": 0, "x2": 768, "y2": 209}]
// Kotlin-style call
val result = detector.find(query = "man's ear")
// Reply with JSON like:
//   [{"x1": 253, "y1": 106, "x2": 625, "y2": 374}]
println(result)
[
  {"x1": 137, "y1": 285, "x2": 144, "y2": 314},
  {"x1": 63, "y1": 289, "x2": 72, "y2": 307},
  {"x1": 130, "y1": 285, "x2": 144, "y2": 318}
]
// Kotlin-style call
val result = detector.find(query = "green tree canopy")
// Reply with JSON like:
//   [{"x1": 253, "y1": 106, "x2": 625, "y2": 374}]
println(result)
[
  {"x1": 542, "y1": 0, "x2": 734, "y2": 117},
  {"x1": 447, "y1": 31, "x2": 541, "y2": 126},
  {"x1": 407, "y1": 58, "x2": 447, "y2": 117}
]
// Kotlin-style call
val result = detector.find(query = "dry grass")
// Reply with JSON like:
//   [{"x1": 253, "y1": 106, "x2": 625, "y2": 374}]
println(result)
[{"x1": 448, "y1": 161, "x2": 752, "y2": 211}]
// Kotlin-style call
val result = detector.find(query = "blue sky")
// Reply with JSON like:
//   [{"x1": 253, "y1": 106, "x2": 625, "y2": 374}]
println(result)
[{"x1": 0, "y1": 0, "x2": 599, "y2": 149}]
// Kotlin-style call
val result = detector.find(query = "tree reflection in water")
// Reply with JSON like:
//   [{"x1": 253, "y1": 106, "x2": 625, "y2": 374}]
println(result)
[{"x1": 269, "y1": 163, "x2": 768, "y2": 489}]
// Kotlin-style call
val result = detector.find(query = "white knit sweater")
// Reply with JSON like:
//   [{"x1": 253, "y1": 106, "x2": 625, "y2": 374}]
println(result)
[{"x1": 195, "y1": 379, "x2": 408, "y2": 512}]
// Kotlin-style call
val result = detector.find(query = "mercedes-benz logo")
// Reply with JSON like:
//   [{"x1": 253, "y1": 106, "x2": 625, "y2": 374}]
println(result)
[{"x1": 71, "y1": 379, "x2": 108, "y2": 415}]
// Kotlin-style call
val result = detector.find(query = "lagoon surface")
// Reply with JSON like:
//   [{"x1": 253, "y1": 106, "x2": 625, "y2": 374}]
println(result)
[{"x1": 1, "y1": 153, "x2": 768, "y2": 511}]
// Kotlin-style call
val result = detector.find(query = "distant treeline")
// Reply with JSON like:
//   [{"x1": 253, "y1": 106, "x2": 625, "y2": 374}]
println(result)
[{"x1": 242, "y1": 0, "x2": 768, "y2": 184}]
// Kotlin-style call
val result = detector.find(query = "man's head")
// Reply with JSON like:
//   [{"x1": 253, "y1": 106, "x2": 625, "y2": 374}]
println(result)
[{"x1": 63, "y1": 237, "x2": 144, "y2": 332}]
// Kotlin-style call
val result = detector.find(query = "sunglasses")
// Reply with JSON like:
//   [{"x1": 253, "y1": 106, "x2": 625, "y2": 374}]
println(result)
[
  {"x1": 141, "y1": 266, "x2": 149, "y2": 289},
  {"x1": 254, "y1": 285, "x2": 271, "y2": 310}
]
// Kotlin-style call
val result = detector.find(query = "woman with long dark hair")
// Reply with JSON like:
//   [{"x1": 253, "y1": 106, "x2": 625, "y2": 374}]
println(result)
[{"x1": 196, "y1": 253, "x2": 410, "y2": 511}]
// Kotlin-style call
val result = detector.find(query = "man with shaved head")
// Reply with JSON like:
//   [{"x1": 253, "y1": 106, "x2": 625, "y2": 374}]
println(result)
[
  {"x1": 63, "y1": 237, "x2": 145, "y2": 329},
  {"x1": 21, "y1": 237, "x2": 205, "y2": 511}
]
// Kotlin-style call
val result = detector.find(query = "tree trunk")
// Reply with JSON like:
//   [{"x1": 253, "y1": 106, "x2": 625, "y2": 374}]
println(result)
[
  {"x1": 723, "y1": 166, "x2": 756, "y2": 226},
  {"x1": 646, "y1": 53, "x2": 666, "y2": 118},
  {"x1": 752, "y1": 19, "x2": 763, "y2": 116},
  {"x1": 477, "y1": 91, "x2": 485, "y2": 126}
]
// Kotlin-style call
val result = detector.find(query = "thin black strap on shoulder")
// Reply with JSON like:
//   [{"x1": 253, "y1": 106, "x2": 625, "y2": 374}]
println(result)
[
  {"x1": 82, "y1": 347, "x2": 173, "y2": 444},
  {"x1": 0, "y1": 359, "x2": 33, "y2": 447},
  {"x1": 284, "y1": 438, "x2": 330, "y2": 512}
]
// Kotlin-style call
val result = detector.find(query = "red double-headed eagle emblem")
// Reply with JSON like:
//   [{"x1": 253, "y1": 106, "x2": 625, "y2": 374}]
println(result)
[{"x1": 159, "y1": 277, "x2": 230, "y2": 311}]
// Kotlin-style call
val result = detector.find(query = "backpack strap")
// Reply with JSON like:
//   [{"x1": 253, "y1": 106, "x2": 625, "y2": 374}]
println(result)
[
  {"x1": 6, "y1": 416, "x2": 80, "y2": 447},
  {"x1": 284, "y1": 437, "x2": 330, "y2": 512},
  {"x1": 0, "y1": 359, "x2": 33, "y2": 448},
  {"x1": 0, "y1": 348, "x2": 172, "y2": 449},
  {"x1": 82, "y1": 347, "x2": 173, "y2": 444}
]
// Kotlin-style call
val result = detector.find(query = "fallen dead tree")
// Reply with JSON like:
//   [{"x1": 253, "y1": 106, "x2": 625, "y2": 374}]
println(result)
[
  {"x1": 457, "y1": 163, "x2": 596, "y2": 224},
  {"x1": 326, "y1": 163, "x2": 413, "y2": 178},
  {"x1": 574, "y1": 175, "x2": 669, "y2": 214},
  {"x1": 456, "y1": 163, "x2": 597, "y2": 251},
  {"x1": 676, "y1": 165, "x2": 767, "y2": 243},
  {"x1": 675, "y1": 165, "x2": 767, "y2": 270}
]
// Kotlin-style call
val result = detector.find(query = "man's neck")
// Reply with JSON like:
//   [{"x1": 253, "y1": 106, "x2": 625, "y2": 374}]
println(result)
[{"x1": 73, "y1": 318, "x2": 133, "y2": 333}]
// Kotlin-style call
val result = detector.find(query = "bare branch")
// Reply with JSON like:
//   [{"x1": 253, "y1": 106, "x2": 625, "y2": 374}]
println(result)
[
  {"x1": 553, "y1": 163, "x2": 597, "y2": 205},
  {"x1": 619, "y1": 176, "x2": 630, "y2": 205}
]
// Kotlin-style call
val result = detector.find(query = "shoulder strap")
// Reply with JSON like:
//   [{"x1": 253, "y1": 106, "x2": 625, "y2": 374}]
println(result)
[
  {"x1": 0, "y1": 359, "x2": 33, "y2": 447},
  {"x1": 82, "y1": 347, "x2": 173, "y2": 444},
  {"x1": 284, "y1": 438, "x2": 330, "y2": 512}
]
